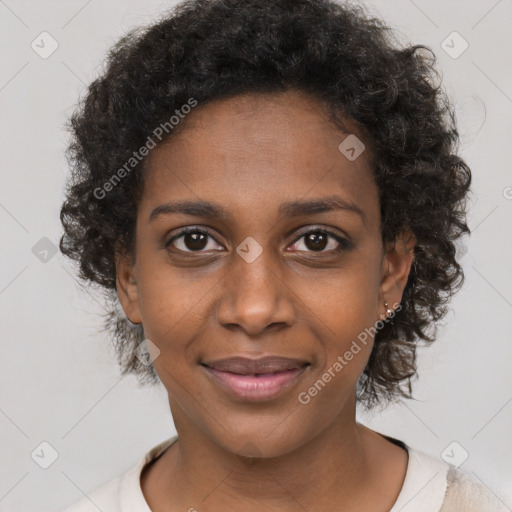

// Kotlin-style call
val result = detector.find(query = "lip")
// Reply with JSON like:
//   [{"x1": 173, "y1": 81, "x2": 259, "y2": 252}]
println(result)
[{"x1": 201, "y1": 356, "x2": 310, "y2": 401}]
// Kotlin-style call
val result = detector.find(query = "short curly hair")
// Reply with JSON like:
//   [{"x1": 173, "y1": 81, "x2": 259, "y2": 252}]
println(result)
[{"x1": 59, "y1": 0, "x2": 471, "y2": 410}]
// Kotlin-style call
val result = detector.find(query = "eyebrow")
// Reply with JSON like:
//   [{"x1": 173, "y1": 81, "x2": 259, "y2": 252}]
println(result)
[{"x1": 148, "y1": 195, "x2": 366, "y2": 224}]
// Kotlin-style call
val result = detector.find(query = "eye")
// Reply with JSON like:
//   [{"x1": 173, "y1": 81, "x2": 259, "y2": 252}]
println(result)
[
  {"x1": 165, "y1": 226, "x2": 352, "y2": 254},
  {"x1": 289, "y1": 228, "x2": 352, "y2": 253},
  {"x1": 166, "y1": 227, "x2": 223, "y2": 253}
]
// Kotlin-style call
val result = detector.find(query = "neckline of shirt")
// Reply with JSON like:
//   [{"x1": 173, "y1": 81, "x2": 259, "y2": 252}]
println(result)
[{"x1": 119, "y1": 434, "x2": 449, "y2": 512}]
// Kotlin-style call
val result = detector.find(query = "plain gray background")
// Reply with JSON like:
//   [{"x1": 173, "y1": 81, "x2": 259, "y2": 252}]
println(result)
[{"x1": 0, "y1": 0, "x2": 511, "y2": 510}]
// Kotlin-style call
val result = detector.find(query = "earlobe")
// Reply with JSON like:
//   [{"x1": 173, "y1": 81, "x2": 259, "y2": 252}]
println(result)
[{"x1": 115, "y1": 251, "x2": 142, "y2": 325}]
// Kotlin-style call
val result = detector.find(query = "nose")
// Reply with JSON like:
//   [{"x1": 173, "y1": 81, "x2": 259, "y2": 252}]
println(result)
[{"x1": 216, "y1": 241, "x2": 296, "y2": 336}]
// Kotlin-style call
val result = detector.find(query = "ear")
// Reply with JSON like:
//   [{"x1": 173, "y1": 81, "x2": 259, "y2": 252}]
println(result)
[
  {"x1": 115, "y1": 249, "x2": 142, "y2": 325},
  {"x1": 378, "y1": 230, "x2": 415, "y2": 317}
]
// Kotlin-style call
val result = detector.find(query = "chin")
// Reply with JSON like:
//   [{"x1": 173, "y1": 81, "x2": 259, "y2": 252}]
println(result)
[{"x1": 207, "y1": 416, "x2": 317, "y2": 461}]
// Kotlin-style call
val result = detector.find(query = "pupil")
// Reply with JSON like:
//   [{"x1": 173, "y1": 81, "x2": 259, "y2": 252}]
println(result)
[
  {"x1": 186, "y1": 232, "x2": 207, "y2": 250},
  {"x1": 305, "y1": 232, "x2": 327, "y2": 251}
]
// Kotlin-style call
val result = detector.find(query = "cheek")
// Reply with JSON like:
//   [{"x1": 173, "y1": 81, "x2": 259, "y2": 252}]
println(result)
[
  {"x1": 295, "y1": 277, "x2": 381, "y2": 423},
  {"x1": 303, "y1": 252, "x2": 382, "y2": 380},
  {"x1": 134, "y1": 255, "x2": 207, "y2": 356},
  {"x1": 312, "y1": 254, "x2": 382, "y2": 335}
]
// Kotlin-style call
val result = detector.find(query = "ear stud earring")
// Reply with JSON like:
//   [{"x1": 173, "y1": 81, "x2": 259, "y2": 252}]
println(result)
[{"x1": 384, "y1": 302, "x2": 393, "y2": 317}]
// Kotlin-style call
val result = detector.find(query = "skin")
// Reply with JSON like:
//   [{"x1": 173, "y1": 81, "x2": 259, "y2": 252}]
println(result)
[{"x1": 116, "y1": 89, "x2": 415, "y2": 512}]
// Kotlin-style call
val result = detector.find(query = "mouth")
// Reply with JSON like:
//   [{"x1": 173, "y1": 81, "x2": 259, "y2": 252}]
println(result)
[{"x1": 201, "y1": 356, "x2": 310, "y2": 401}]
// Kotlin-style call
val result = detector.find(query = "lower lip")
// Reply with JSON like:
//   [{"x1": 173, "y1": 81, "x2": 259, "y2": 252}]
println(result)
[{"x1": 202, "y1": 365, "x2": 308, "y2": 401}]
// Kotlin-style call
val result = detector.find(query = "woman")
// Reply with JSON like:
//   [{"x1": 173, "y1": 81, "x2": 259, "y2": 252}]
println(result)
[{"x1": 59, "y1": 0, "x2": 505, "y2": 510}]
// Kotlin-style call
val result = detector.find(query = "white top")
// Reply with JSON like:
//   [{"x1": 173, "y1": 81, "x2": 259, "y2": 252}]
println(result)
[{"x1": 62, "y1": 434, "x2": 507, "y2": 512}]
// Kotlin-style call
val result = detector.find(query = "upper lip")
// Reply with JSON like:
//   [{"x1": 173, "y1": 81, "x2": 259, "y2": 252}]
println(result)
[{"x1": 202, "y1": 356, "x2": 310, "y2": 375}]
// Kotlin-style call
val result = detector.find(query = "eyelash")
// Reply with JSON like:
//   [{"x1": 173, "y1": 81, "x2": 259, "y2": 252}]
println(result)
[{"x1": 165, "y1": 226, "x2": 352, "y2": 254}]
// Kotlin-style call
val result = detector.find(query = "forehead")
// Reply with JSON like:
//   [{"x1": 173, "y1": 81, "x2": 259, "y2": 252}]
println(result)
[{"x1": 140, "y1": 90, "x2": 378, "y2": 224}]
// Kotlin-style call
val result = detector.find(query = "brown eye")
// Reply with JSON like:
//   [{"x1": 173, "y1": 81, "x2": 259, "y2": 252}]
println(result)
[
  {"x1": 290, "y1": 228, "x2": 352, "y2": 253},
  {"x1": 166, "y1": 228, "x2": 223, "y2": 253},
  {"x1": 304, "y1": 232, "x2": 329, "y2": 251}
]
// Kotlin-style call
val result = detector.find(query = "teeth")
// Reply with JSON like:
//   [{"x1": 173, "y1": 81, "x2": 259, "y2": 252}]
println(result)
[
  {"x1": 244, "y1": 371, "x2": 290, "y2": 376},
  {"x1": 218, "y1": 368, "x2": 301, "y2": 376}
]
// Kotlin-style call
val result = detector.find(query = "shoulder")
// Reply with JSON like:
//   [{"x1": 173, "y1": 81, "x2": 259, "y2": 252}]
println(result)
[
  {"x1": 62, "y1": 475, "x2": 122, "y2": 512},
  {"x1": 389, "y1": 444, "x2": 450, "y2": 512},
  {"x1": 60, "y1": 435, "x2": 178, "y2": 512},
  {"x1": 386, "y1": 437, "x2": 507, "y2": 512},
  {"x1": 440, "y1": 466, "x2": 509, "y2": 512}
]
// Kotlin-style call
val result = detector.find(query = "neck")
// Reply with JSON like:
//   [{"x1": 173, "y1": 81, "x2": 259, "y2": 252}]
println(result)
[{"x1": 140, "y1": 397, "x2": 407, "y2": 512}]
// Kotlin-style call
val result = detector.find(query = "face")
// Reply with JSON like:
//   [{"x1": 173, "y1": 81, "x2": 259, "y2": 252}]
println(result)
[{"x1": 116, "y1": 89, "x2": 414, "y2": 458}]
